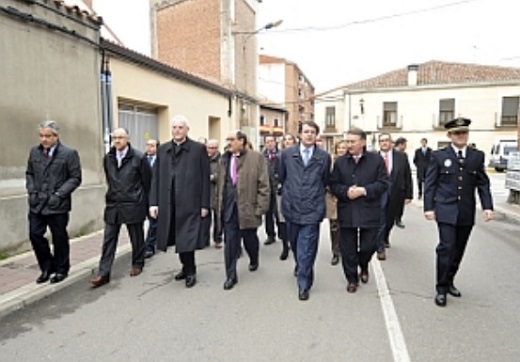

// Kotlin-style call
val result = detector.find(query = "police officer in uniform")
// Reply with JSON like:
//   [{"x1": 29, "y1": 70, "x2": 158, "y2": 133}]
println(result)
[{"x1": 424, "y1": 117, "x2": 494, "y2": 307}]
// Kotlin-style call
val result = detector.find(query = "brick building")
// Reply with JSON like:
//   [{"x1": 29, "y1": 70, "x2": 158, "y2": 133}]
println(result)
[
  {"x1": 150, "y1": 0, "x2": 260, "y2": 140},
  {"x1": 258, "y1": 54, "x2": 315, "y2": 136}
]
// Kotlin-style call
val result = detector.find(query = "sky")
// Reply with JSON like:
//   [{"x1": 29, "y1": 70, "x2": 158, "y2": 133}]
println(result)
[{"x1": 90, "y1": 0, "x2": 520, "y2": 93}]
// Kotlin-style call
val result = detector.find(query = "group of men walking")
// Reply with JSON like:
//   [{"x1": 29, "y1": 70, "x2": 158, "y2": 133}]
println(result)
[{"x1": 26, "y1": 115, "x2": 494, "y2": 307}]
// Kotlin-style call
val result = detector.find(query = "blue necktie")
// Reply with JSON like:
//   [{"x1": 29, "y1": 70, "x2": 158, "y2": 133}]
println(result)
[{"x1": 303, "y1": 149, "x2": 310, "y2": 166}]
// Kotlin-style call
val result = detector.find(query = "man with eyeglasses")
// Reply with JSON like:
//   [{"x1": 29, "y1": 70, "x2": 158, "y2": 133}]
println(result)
[
  {"x1": 215, "y1": 131, "x2": 270, "y2": 290},
  {"x1": 202, "y1": 139, "x2": 223, "y2": 249},
  {"x1": 424, "y1": 117, "x2": 494, "y2": 307}
]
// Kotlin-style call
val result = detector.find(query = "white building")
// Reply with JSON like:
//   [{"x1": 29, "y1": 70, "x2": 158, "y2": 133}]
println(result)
[{"x1": 314, "y1": 60, "x2": 520, "y2": 161}]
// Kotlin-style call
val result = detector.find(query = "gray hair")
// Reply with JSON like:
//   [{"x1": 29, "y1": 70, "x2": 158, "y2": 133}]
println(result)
[
  {"x1": 208, "y1": 139, "x2": 219, "y2": 146},
  {"x1": 171, "y1": 114, "x2": 190, "y2": 128},
  {"x1": 39, "y1": 120, "x2": 60, "y2": 135}
]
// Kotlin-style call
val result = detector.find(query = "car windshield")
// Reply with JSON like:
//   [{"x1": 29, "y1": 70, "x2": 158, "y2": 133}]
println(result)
[{"x1": 503, "y1": 145, "x2": 517, "y2": 155}]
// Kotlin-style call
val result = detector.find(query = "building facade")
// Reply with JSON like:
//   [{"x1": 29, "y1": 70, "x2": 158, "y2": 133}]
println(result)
[
  {"x1": 315, "y1": 60, "x2": 520, "y2": 159},
  {"x1": 150, "y1": 0, "x2": 260, "y2": 144},
  {"x1": 258, "y1": 54, "x2": 315, "y2": 137},
  {"x1": 0, "y1": 0, "x2": 243, "y2": 252}
]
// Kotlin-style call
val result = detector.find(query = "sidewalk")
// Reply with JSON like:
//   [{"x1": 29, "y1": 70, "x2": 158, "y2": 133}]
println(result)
[
  {"x1": 0, "y1": 229, "x2": 131, "y2": 320},
  {"x1": 1, "y1": 200, "x2": 519, "y2": 320}
]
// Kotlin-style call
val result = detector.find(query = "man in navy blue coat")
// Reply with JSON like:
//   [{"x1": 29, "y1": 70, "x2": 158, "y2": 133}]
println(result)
[
  {"x1": 279, "y1": 121, "x2": 331, "y2": 301},
  {"x1": 424, "y1": 117, "x2": 494, "y2": 307},
  {"x1": 330, "y1": 128, "x2": 390, "y2": 293}
]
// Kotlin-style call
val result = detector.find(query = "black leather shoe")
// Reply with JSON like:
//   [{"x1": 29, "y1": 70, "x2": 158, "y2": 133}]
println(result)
[
  {"x1": 50, "y1": 273, "x2": 67, "y2": 284},
  {"x1": 185, "y1": 274, "x2": 197, "y2": 288},
  {"x1": 298, "y1": 289, "x2": 309, "y2": 301},
  {"x1": 448, "y1": 285, "x2": 461, "y2": 297},
  {"x1": 248, "y1": 263, "x2": 258, "y2": 272},
  {"x1": 174, "y1": 271, "x2": 187, "y2": 281},
  {"x1": 331, "y1": 255, "x2": 339, "y2": 266},
  {"x1": 346, "y1": 282, "x2": 358, "y2": 293},
  {"x1": 223, "y1": 278, "x2": 237, "y2": 290},
  {"x1": 36, "y1": 270, "x2": 53, "y2": 284},
  {"x1": 293, "y1": 267, "x2": 298, "y2": 277},
  {"x1": 435, "y1": 293, "x2": 447, "y2": 307},
  {"x1": 144, "y1": 249, "x2": 155, "y2": 259},
  {"x1": 395, "y1": 221, "x2": 405, "y2": 228},
  {"x1": 280, "y1": 248, "x2": 289, "y2": 261},
  {"x1": 360, "y1": 269, "x2": 369, "y2": 284},
  {"x1": 264, "y1": 238, "x2": 275, "y2": 245}
]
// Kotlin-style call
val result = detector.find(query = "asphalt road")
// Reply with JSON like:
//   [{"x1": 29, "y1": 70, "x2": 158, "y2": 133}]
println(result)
[{"x1": 1, "y1": 175, "x2": 519, "y2": 362}]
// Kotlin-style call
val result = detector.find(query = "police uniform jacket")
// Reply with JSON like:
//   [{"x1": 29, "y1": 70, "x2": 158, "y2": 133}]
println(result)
[{"x1": 423, "y1": 146, "x2": 493, "y2": 226}]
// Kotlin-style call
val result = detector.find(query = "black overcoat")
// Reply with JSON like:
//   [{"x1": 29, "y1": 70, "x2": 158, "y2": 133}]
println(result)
[
  {"x1": 103, "y1": 144, "x2": 151, "y2": 224},
  {"x1": 149, "y1": 138, "x2": 210, "y2": 253},
  {"x1": 330, "y1": 152, "x2": 390, "y2": 228}
]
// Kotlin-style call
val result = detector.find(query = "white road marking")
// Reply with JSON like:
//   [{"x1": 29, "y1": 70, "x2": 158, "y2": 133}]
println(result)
[{"x1": 372, "y1": 258, "x2": 411, "y2": 362}]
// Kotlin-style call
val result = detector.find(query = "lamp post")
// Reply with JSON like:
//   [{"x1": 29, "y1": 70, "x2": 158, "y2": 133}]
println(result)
[{"x1": 233, "y1": 19, "x2": 282, "y2": 147}]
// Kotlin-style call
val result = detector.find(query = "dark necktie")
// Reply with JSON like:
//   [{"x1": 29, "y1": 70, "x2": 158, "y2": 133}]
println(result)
[
  {"x1": 44, "y1": 148, "x2": 50, "y2": 159},
  {"x1": 457, "y1": 150, "x2": 464, "y2": 166}
]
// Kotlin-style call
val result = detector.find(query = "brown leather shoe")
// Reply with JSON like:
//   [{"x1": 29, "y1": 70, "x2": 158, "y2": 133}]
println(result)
[
  {"x1": 129, "y1": 267, "x2": 142, "y2": 277},
  {"x1": 90, "y1": 275, "x2": 110, "y2": 288},
  {"x1": 360, "y1": 269, "x2": 369, "y2": 284},
  {"x1": 346, "y1": 282, "x2": 358, "y2": 293},
  {"x1": 377, "y1": 251, "x2": 386, "y2": 260}
]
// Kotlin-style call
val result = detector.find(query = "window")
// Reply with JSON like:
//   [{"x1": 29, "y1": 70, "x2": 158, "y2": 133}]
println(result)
[
  {"x1": 325, "y1": 106, "x2": 336, "y2": 128},
  {"x1": 274, "y1": 118, "x2": 279, "y2": 127},
  {"x1": 259, "y1": 115, "x2": 265, "y2": 126},
  {"x1": 383, "y1": 102, "x2": 398, "y2": 127},
  {"x1": 439, "y1": 98, "x2": 455, "y2": 125},
  {"x1": 501, "y1": 96, "x2": 519, "y2": 125}
]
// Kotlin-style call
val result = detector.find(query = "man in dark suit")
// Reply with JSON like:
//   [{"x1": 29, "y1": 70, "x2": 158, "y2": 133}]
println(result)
[
  {"x1": 26, "y1": 120, "x2": 82, "y2": 284},
  {"x1": 424, "y1": 117, "x2": 494, "y2": 307},
  {"x1": 90, "y1": 128, "x2": 152, "y2": 288},
  {"x1": 149, "y1": 115, "x2": 210, "y2": 288},
  {"x1": 413, "y1": 138, "x2": 432, "y2": 199},
  {"x1": 376, "y1": 134, "x2": 413, "y2": 260},
  {"x1": 393, "y1": 137, "x2": 408, "y2": 228},
  {"x1": 330, "y1": 128, "x2": 390, "y2": 293},
  {"x1": 144, "y1": 139, "x2": 159, "y2": 259},
  {"x1": 262, "y1": 135, "x2": 280, "y2": 245},
  {"x1": 279, "y1": 121, "x2": 331, "y2": 301}
]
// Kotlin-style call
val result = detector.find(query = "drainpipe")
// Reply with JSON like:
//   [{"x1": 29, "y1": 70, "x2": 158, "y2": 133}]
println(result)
[{"x1": 100, "y1": 52, "x2": 113, "y2": 153}]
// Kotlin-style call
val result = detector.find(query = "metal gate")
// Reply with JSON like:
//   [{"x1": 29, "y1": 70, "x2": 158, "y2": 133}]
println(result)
[{"x1": 118, "y1": 103, "x2": 159, "y2": 152}]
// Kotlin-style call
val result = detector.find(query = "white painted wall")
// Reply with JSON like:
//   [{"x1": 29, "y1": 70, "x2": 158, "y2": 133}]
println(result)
[
  {"x1": 317, "y1": 83, "x2": 519, "y2": 165},
  {"x1": 258, "y1": 63, "x2": 286, "y2": 105}
]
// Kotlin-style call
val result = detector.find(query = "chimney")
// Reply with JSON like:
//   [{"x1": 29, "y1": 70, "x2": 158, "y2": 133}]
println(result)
[{"x1": 407, "y1": 64, "x2": 419, "y2": 86}]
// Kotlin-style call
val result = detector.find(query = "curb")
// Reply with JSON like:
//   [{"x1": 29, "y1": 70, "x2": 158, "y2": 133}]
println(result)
[{"x1": 0, "y1": 242, "x2": 131, "y2": 320}]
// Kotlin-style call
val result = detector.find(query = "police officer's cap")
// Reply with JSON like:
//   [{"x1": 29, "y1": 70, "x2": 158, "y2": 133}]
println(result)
[{"x1": 444, "y1": 117, "x2": 471, "y2": 132}]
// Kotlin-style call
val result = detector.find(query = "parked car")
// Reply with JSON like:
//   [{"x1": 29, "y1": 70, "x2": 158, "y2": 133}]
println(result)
[{"x1": 488, "y1": 140, "x2": 518, "y2": 172}]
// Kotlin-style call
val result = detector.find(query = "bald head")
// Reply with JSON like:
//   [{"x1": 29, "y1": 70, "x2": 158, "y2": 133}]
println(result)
[{"x1": 112, "y1": 128, "x2": 129, "y2": 151}]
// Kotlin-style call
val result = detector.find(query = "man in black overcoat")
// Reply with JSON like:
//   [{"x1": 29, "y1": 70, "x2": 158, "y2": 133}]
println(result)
[
  {"x1": 91, "y1": 128, "x2": 151, "y2": 288},
  {"x1": 149, "y1": 115, "x2": 210, "y2": 288},
  {"x1": 424, "y1": 117, "x2": 494, "y2": 307}
]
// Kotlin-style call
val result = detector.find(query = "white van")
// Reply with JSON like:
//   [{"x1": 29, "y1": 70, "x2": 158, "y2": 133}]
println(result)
[{"x1": 488, "y1": 140, "x2": 518, "y2": 172}]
